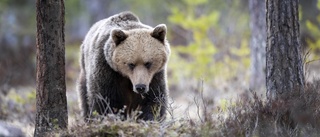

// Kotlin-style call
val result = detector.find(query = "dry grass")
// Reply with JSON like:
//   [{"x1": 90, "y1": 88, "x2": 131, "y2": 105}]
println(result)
[
  {"x1": 33, "y1": 79, "x2": 318, "y2": 137},
  {"x1": 1, "y1": 83, "x2": 320, "y2": 137}
]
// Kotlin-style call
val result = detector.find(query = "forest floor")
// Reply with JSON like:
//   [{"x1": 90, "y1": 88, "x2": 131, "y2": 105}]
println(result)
[
  {"x1": 0, "y1": 72, "x2": 251, "y2": 136},
  {"x1": 1, "y1": 45, "x2": 320, "y2": 136},
  {"x1": 0, "y1": 63, "x2": 255, "y2": 136}
]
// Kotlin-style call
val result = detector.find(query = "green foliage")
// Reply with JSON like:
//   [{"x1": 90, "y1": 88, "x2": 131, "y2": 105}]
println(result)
[
  {"x1": 168, "y1": 0, "x2": 250, "y2": 83},
  {"x1": 52, "y1": 118, "x2": 60, "y2": 129},
  {"x1": 305, "y1": 0, "x2": 320, "y2": 60},
  {"x1": 168, "y1": 0, "x2": 219, "y2": 81},
  {"x1": 7, "y1": 89, "x2": 35, "y2": 105}
]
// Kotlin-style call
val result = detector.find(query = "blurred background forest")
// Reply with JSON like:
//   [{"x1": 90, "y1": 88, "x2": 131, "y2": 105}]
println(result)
[{"x1": 1, "y1": 0, "x2": 320, "y2": 135}]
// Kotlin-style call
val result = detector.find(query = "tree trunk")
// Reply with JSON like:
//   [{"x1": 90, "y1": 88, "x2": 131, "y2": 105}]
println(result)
[
  {"x1": 266, "y1": 0, "x2": 305, "y2": 100},
  {"x1": 34, "y1": 0, "x2": 67, "y2": 136},
  {"x1": 249, "y1": 0, "x2": 266, "y2": 91}
]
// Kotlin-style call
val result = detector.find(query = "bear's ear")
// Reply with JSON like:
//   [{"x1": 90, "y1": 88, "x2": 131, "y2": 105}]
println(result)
[
  {"x1": 111, "y1": 29, "x2": 128, "y2": 46},
  {"x1": 151, "y1": 24, "x2": 167, "y2": 43}
]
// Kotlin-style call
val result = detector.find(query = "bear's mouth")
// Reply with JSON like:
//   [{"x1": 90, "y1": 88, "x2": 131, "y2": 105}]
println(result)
[{"x1": 131, "y1": 89, "x2": 146, "y2": 99}]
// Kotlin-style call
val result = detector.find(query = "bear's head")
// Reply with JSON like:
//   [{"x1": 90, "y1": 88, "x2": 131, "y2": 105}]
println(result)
[{"x1": 105, "y1": 24, "x2": 170, "y2": 94}]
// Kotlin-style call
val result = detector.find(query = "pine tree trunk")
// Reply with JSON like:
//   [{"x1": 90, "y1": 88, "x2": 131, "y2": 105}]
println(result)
[
  {"x1": 249, "y1": 0, "x2": 266, "y2": 91},
  {"x1": 266, "y1": 0, "x2": 305, "y2": 100},
  {"x1": 34, "y1": 0, "x2": 67, "y2": 136}
]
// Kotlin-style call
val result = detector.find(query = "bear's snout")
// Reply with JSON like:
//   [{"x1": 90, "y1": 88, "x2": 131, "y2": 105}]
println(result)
[{"x1": 135, "y1": 84, "x2": 147, "y2": 94}]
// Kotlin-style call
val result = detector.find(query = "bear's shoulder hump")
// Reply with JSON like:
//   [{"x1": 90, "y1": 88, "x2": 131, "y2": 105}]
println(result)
[{"x1": 115, "y1": 11, "x2": 140, "y2": 22}]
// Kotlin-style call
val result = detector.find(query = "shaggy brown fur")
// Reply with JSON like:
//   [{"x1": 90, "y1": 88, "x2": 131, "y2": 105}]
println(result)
[{"x1": 77, "y1": 11, "x2": 170, "y2": 121}]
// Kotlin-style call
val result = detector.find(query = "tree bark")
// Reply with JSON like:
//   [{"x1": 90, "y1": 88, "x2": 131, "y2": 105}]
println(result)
[
  {"x1": 34, "y1": 0, "x2": 67, "y2": 136},
  {"x1": 266, "y1": 0, "x2": 305, "y2": 100},
  {"x1": 249, "y1": 0, "x2": 266, "y2": 91}
]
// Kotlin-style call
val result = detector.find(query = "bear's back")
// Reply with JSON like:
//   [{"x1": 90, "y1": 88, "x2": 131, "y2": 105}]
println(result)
[
  {"x1": 97, "y1": 11, "x2": 148, "y2": 31},
  {"x1": 85, "y1": 11, "x2": 151, "y2": 42},
  {"x1": 81, "y1": 12, "x2": 151, "y2": 58}
]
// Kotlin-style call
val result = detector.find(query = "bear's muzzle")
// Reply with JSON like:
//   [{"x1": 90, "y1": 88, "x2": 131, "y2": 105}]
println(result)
[{"x1": 134, "y1": 84, "x2": 148, "y2": 94}]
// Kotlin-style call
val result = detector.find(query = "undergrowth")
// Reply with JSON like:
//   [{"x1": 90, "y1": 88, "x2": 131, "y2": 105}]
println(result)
[{"x1": 49, "y1": 79, "x2": 320, "y2": 137}]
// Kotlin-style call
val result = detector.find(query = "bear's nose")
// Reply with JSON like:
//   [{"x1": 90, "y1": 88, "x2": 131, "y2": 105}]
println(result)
[{"x1": 135, "y1": 84, "x2": 146, "y2": 93}]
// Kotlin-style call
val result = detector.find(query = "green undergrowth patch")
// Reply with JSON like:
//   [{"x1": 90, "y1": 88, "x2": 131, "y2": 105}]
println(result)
[{"x1": 0, "y1": 87, "x2": 36, "y2": 122}]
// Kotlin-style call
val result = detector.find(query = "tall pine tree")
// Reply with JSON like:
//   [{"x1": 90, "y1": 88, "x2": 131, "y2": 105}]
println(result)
[{"x1": 34, "y1": 0, "x2": 68, "y2": 136}]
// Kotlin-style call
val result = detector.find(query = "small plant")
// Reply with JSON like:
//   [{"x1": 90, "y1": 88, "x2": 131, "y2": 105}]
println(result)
[
  {"x1": 305, "y1": 0, "x2": 320, "y2": 59},
  {"x1": 167, "y1": 0, "x2": 250, "y2": 87}
]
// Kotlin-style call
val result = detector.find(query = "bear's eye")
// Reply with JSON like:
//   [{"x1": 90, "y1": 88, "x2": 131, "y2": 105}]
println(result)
[
  {"x1": 128, "y1": 63, "x2": 136, "y2": 70},
  {"x1": 144, "y1": 62, "x2": 152, "y2": 69}
]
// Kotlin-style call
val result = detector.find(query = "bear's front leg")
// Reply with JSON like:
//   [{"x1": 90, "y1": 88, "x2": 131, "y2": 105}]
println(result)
[
  {"x1": 139, "y1": 91, "x2": 167, "y2": 121},
  {"x1": 86, "y1": 58, "x2": 115, "y2": 118},
  {"x1": 140, "y1": 102, "x2": 166, "y2": 121}
]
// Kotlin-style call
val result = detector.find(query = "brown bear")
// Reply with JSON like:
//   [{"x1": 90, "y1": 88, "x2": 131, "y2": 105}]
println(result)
[{"x1": 77, "y1": 11, "x2": 170, "y2": 121}]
